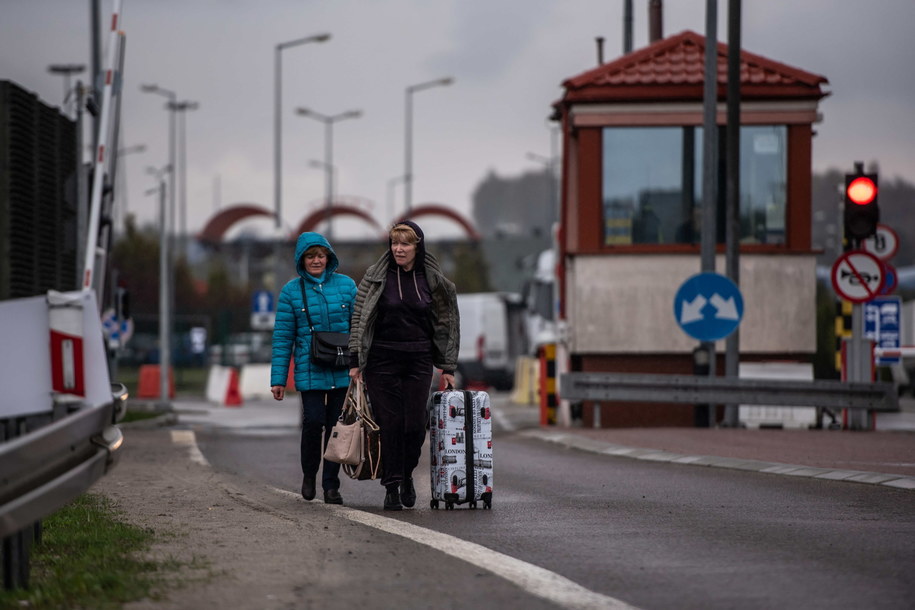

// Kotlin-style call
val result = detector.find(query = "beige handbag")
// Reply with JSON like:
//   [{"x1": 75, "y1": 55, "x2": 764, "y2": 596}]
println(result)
[
  {"x1": 323, "y1": 416, "x2": 363, "y2": 466},
  {"x1": 337, "y1": 378, "x2": 382, "y2": 480},
  {"x1": 323, "y1": 379, "x2": 380, "y2": 477}
]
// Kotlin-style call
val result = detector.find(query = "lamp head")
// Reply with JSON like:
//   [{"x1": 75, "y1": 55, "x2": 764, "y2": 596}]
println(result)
[{"x1": 48, "y1": 64, "x2": 86, "y2": 75}]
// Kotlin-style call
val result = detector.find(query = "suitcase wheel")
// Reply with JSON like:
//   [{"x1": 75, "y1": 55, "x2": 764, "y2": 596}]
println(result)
[
  {"x1": 445, "y1": 501, "x2": 454, "y2": 510},
  {"x1": 469, "y1": 501, "x2": 477, "y2": 509},
  {"x1": 430, "y1": 499, "x2": 439, "y2": 510},
  {"x1": 484, "y1": 498, "x2": 492, "y2": 509}
]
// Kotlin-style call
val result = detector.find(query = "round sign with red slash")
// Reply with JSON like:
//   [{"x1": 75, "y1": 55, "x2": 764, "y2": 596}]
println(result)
[
  {"x1": 862, "y1": 224, "x2": 899, "y2": 261},
  {"x1": 831, "y1": 249, "x2": 885, "y2": 303}
]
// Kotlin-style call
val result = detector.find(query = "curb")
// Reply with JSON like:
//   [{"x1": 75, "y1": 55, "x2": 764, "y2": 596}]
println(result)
[{"x1": 519, "y1": 429, "x2": 915, "y2": 492}]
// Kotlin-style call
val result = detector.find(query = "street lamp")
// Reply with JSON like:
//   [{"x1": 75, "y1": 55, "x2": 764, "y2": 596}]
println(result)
[
  {"x1": 308, "y1": 159, "x2": 337, "y2": 220},
  {"x1": 141, "y1": 83, "x2": 178, "y2": 404},
  {"x1": 404, "y1": 76, "x2": 454, "y2": 214},
  {"x1": 295, "y1": 107, "x2": 361, "y2": 241},
  {"x1": 146, "y1": 164, "x2": 172, "y2": 407},
  {"x1": 167, "y1": 100, "x2": 199, "y2": 255},
  {"x1": 273, "y1": 33, "x2": 331, "y2": 234},
  {"x1": 47, "y1": 63, "x2": 85, "y2": 117},
  {"x1": 140, "y1": 84, "x2": 177, "y2": 242}
]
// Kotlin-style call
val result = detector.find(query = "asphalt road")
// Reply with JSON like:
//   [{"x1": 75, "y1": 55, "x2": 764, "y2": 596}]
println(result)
[{"x1": 192, "y1": 410, "x2": 915, "y2": 610}]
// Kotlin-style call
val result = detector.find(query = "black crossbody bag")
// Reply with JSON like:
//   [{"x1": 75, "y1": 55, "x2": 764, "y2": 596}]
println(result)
[{"x1": 299, "y1": 278, "x2": 352, "y2": 369}]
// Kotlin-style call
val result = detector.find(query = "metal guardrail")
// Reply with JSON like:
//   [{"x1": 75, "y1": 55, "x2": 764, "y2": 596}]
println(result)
[
  {"x1": 560, "y1": 372, "x2": 899, "y2": 412},
  {"x1": 0, "y1": 384, "x2": 127, "y2": 588}
]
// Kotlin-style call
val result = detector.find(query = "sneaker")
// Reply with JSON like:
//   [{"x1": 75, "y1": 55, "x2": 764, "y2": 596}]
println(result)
[
  {"x1": 301, "y1": 476, "x2": 316, "y2": 501},
  {"x1": 323, "y1": 489, "x2": 343, "y2": 505},
  {"x1": 384, "y1": 487, "x2": 403, "y2": 511},
  {"x1": 400, "y1": 478, "x2": 416, "y2": 508}
]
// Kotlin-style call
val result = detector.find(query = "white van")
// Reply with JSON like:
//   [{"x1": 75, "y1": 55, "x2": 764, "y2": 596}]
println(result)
[{"x1": 455, "y1": 292, "x2": 526, "y2": 390}]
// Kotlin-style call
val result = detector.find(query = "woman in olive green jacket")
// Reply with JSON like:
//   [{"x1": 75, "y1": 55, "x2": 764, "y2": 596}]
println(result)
[{"x1": 348, "y1": 220, "x2": 459, "y2": 510}]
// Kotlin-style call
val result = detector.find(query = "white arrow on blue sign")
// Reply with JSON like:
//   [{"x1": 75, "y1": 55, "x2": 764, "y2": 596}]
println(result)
[{"x1": 673, "y1": 272, "x2": 744, "y2": 342}]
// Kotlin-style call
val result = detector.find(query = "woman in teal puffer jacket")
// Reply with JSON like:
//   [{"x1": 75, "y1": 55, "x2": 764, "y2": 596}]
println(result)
[{"x1": 270, "y1": 232, "x2": 357, "y2": 505}]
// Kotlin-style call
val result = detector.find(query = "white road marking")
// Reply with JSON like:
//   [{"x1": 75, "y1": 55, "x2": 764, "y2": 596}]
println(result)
[
  {"x1": 491, "y1": 404, "x2": 515, "y2": 432},
  {"x1": 271, "y1": 486, "x2": 639, "y2": 610},
  {"x1": 169, "y1": 429, "x2": 210, "y2": 467},
  {"x1": 176, "y1": 422, "x2": 637, "y2": 609}
]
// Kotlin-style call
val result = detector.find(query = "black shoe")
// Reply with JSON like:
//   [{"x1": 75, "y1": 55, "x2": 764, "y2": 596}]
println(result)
[
  {"x1": 384, "y1": 487, "x2": 403, "y2": 511},
  {"x1": 400, "y1": 478, "x2": 416, "y2": 508},
  {"x1": 323, "y1": 489, "x2": 343, "y2": 505},
  {"x1": 301, "y1": 477, "x2": 316, "y2": 501}
]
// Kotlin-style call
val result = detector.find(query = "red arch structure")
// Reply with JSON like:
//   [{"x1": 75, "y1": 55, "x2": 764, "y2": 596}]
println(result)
[
  {"x1": 197, "y1": 201, "x2": 481, "y2": 244},
  {"x1": 404, "y1": 204, "x2": 481, "y2": 241},
  {"x1": 197, "y1": 203, "x2": 275, "y2": 244},
  {"x1": 295, "y1": 205, "x2": 385, "y2": 238}
]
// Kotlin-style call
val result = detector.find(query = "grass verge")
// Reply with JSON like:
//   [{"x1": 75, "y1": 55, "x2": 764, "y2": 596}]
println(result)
[{"x1": 0, "y1": 494, "x2": 208, "y2": 610}]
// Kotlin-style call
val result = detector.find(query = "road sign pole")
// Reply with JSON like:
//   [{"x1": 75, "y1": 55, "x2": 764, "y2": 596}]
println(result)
[{"x1": 846, "y1": 304, "x2": 873, "y2": 430}]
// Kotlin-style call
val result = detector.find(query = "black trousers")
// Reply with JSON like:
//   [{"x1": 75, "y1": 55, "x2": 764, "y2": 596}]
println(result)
[
  {"x1": 299, "y1": 387, "x2": 346, "y2": 491},
  {"x1": 363, "y1": 347, "x2": 432, "y2": 489}
]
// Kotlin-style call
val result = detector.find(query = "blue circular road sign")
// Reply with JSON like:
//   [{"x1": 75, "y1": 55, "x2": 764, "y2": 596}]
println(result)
[{"x1": 673, "y1": 272, "x2": 744, "y2": 342}]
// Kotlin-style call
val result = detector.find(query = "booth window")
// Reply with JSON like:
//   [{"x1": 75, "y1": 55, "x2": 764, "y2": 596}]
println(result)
[{"x1": 601, "y1": 125, "x2": 787, "y2": 246}]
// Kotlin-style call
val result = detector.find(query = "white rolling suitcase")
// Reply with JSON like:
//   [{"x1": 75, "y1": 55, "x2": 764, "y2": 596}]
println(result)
[{"x1": 429, "y1": 389, "x2": 493, "y2": 510}]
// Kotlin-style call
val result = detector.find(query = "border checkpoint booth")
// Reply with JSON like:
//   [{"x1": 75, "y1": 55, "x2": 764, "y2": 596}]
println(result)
[{"x1": 553, "y1": 30, "x2": 829, "y2": 428}]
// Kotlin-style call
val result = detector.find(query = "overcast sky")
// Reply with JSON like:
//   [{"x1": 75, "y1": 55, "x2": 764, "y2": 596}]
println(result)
[{"x1": 2, "y1": 0, "x2": 913, "y2": 241}]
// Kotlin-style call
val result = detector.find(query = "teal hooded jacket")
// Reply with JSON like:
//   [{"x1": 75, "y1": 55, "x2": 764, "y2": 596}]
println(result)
[{"x1": 270, "y1": 232, "x2": 357, "y2": 391}]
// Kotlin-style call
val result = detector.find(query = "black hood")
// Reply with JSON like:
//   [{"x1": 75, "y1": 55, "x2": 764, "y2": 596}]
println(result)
[{"x1": 389, "y1": 219, "x2": 427, "y2": 269}]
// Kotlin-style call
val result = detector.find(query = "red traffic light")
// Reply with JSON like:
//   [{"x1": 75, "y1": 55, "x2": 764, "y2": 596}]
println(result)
[{"x1": 846, "y1": 176, "x2": 877, "y2": 205}]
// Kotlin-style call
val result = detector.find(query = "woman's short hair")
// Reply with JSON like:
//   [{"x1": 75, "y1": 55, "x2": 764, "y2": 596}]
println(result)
[
  {"x1": 390, "y1": 224, "x2": 419, "y2": 244},
  {"x1": 303, "y1": 245, "x2": 329, "y2": 258}
]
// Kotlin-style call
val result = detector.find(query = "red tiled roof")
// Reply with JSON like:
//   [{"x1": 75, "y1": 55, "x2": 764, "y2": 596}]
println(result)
[{"x1": 562, "y1": 30, "x2": 828, "y2": 103}]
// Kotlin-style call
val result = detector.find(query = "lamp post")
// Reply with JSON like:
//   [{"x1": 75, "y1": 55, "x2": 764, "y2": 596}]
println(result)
[
  {"x1": 404, "y1": 77, "x2": 453, "y2": 215},
  {"x1": 141, "y1": 83, "x2": 178, "y2": 402},
  {"x1": 308, "y1": 159, "x2": 337, "y2": 190},
  {"x1": 167, "y1": 99, "x2": 199, "y2": 258},
  {"x1": 295, "y1": 107, "x2": 361, "y2": 241},
  {"x1": 273, "y1": 33, "x2": 330, "y2": 234},
  {"x1": 146, "y1": 165, "x2": 171, "y2": 408},
  {"x1": 140, "y1": 84, "x2": 177, "y2": 242},
  {"x1": 47, "y1": 63, "x2": 85, "y2": 117}
]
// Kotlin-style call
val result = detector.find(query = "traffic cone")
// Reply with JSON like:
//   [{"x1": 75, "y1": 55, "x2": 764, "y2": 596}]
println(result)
[{"x1": 224, "y1": 367, "x2": 243, "y2": 407}]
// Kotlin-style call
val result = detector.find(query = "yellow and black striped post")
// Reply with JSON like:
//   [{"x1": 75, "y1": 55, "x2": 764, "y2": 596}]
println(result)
[
  {"x1": 835, "y1": 299, "x2": 852, "y2": 372},
  {"x1": 539, "y1": 343, "x2": 558, "y2": 426}
]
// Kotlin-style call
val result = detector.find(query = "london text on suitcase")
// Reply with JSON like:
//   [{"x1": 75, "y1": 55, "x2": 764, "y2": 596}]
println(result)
[{"x1": 429, "y1": 389, "x2": 493, "y2": 510}]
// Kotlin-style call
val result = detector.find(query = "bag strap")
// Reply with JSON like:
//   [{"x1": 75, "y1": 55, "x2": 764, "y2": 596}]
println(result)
[{"x1": 299, "y1": 278, "x2": 316, "y2": 332}]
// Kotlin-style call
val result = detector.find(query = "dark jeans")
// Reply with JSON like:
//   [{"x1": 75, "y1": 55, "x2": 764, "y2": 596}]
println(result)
[
  {"x1": 363, "y1": 347, "x2": 432, "y2": 489},
  {"x1": 299, "y1": 387, "x2": 347, "y2": 491}
]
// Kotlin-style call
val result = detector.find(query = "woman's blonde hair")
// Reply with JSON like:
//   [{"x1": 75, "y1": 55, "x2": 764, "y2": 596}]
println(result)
[{"x1": 390, "y1": 224, "x2": 419, "y2": 244}]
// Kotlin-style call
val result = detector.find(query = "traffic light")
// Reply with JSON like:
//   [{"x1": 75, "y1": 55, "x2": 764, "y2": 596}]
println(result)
[{"x1": 843, "y1": 168, "x2": 878, "y2": 243}]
